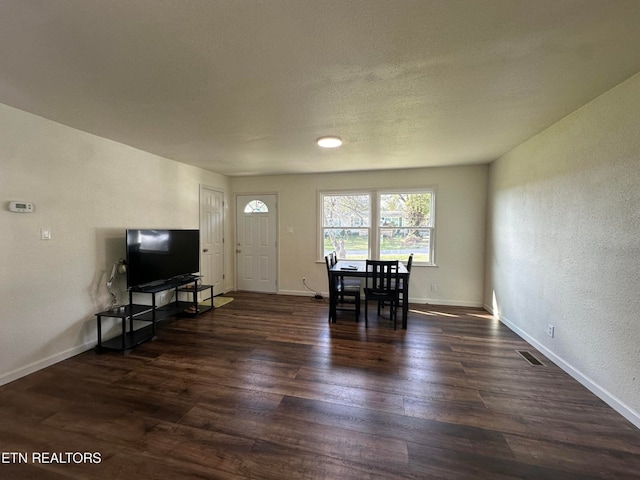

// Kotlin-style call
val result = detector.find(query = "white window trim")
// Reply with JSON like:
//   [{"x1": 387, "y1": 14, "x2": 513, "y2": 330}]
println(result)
[
  {"x1": 318, "y1": 188, "x2": 436, "y2": 266},
  {"x1": 377, "y1": 188, "x2": 436, "y2": 266},
  {"x1": 318, "y1": 190, "x2": 372, "y2": 261}
]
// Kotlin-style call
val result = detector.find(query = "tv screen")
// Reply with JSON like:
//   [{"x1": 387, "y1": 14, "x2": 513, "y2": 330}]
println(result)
[{"x1": 126, "y1": 229, "x2": 200, "y2": 288}]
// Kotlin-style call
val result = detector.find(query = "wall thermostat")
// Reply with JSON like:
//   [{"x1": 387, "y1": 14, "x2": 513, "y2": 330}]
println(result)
[{"x1": 9, "y1": 201, "x2": 34, "y2": 213}]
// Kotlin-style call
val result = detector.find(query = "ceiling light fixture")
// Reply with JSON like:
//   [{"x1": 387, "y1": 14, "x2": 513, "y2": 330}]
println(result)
[{"x1": 316, "y1": 136, "x2": 343, "y2": 148}]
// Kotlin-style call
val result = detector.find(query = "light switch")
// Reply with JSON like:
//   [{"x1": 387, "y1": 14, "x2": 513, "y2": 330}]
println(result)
[
  {"x1": 286, "y1": 226, "x2": 294, "y2": 235},
  {"x1": 41, "y1": 227, "x2": 51, "y2": 240}
]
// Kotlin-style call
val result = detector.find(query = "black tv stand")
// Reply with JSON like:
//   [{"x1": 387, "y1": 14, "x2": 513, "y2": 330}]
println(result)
[
  {"x1": 137, "y1": 279, "x2": 167, "y2": 288},
  {"x1": 95, "y1": 276, "x2": 213, "y2": 353}
]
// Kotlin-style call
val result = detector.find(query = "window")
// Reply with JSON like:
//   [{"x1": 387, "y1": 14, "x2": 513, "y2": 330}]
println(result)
[
  {"x1": 320, "y1": 189, "x2": 435, "y2": 265},
  {"x1": 321, "y1": 193, "x2": 371, "y2": 260},
  {"x1": 379, "y1": 191, "x2": 434, "y2": 264},
  {"x1": 243, "y1": 200, "x2": 269, "y2": 213}
]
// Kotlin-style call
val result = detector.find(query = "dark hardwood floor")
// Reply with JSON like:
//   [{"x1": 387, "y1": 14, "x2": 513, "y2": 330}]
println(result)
[{"x1": 1, "y1": 292, "x2": 639, "y2": 479}]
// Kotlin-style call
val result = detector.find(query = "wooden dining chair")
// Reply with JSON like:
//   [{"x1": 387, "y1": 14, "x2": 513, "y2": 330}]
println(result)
[
  {"x1": 332, "y1": 250, "x2": 361, "y2": 298},
  {"x1": 378, "y1": 253, "x2": 412, "y2": 317},
  {"x1": 325, "y1": 254, "x2": 361, "y2": 322},
  {"x1": 364, "y1": 260, "x2": 400, "y2": 329}
]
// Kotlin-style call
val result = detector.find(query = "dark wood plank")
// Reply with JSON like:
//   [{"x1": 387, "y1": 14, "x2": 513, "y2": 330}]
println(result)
[{"x1": 0, "y1": 292, "x2": 638, "y2": 479}]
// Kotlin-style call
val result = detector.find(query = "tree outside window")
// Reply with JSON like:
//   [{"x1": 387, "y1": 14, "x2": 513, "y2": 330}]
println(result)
[
  {"x1": 379, "y1": 192, "x2": 433, "y2": 263},
  {"x1": 320, "y1": 189, "x2": 435, "y2": 264},
  {"x1": 322, "y1": 194, "x2": 370, "y2": 259}
]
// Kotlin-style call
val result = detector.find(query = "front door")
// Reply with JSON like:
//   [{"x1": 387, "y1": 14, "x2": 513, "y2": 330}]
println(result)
[
  {"x1": 236, "y1": 194, "x2": 277, "y2": 293},
  {"x1": 200, "y1": 186, "x2": 224, "y2": 294}
]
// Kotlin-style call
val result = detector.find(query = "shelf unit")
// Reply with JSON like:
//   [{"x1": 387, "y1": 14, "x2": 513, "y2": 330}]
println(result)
[{"x1": 95, "y1": 275, "x2": 214, "y2": 352}]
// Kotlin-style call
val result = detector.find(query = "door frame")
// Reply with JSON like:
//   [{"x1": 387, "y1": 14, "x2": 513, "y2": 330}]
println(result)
[
  {"x1": 235, "y1": 192, "x2": 278, "y2": 293},
  {"x1": 199, "y1": 184, "x2": 226, "y2": 294}
]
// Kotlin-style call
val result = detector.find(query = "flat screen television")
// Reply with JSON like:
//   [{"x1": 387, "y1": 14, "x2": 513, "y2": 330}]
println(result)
[{"x1": 126, "y1": 229, "x2": 200, "y2": 288}]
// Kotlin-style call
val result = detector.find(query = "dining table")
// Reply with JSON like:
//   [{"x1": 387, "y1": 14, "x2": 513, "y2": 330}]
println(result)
[{"x1": 328, "y1": 259, "x2": 410, "y2": 329}]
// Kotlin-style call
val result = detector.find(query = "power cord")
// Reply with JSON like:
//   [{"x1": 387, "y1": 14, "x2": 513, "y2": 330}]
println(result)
[{"x1": 302, "y1": 278, "x2": 323, "y2": 300}]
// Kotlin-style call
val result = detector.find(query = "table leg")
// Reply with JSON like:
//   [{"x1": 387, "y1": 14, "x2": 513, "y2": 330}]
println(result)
[
  {"x1": 151, "y1": 292, "x2": 157, "y2": 336},
  {"x1": 402, "y1": 281, "x2": 408, "y2": 329},
  {"x1": 193, "y1": 288, "x2": 197, "y2": 313},
  {"x1": 121, "y1": 317, "x2": 126, "y2": 350},
  {"x1": 96, "y1": 315, "x2": 102, "y2": 349},
  {"x1": 328, "y1": 274, "x2": 336, "y2": 323}
]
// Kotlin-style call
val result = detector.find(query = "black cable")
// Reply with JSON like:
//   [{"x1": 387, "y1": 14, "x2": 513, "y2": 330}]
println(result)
[{"x1": 302, "y1": 279, "x2": 323, "y2": 299}]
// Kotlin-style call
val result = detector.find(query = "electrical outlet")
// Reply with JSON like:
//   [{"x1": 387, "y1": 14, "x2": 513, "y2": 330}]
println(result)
[
  {"x1": 547, "y1": 324, "x2": 555, "y2": 338},
  {"x1": 430, "y1": 284, "x2": 437, "y2": 292}
]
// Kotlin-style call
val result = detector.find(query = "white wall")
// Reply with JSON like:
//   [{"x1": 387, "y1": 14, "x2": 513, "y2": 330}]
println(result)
[
  {"x1": 485, "y1": 73, "x2": 640, "y2": 427},
  {"x1": 0, "y1": 103, "x2": 231, "y2": 385},
  {"x1": 231, "y1": 165, "x2": 488, "y2": 307}
]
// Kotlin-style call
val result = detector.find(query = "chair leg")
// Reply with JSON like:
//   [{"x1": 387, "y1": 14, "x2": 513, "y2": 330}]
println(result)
[
  {"x1": 364, "y1": 299, "x2": 368, "y2": 328},
  {"x1": 393, "y1": 302, "x2": 396, "y2": 330},
  {"x1": 393, "y1": 300, "x2": 397, "y2": 330}
]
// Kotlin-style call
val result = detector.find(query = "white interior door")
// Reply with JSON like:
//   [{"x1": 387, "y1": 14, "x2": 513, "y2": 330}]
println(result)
[
  {"x1": 200, "y1": 186, "x2": 224, "y2": 295},
  {"x1": 236, "y1": 194, "x2": 277, "y2": 293}
]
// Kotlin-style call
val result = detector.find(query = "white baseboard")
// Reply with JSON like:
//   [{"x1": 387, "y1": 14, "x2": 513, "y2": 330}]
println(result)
[
  {"x1": 416, "y1": 298, "x2": 485, "y2": 308},
  {"x1": 497, "y1": 312, "x2": 640, "y2": 430},
  {"x1": 0, "y1": 340, "x2": 95, "y2": 387},
  {"x1": 278, "y1": 289, "x2": 322, "y2": 297},
  {"x1": 278, "y1": 289, "x2": 484, "y2": 308}
]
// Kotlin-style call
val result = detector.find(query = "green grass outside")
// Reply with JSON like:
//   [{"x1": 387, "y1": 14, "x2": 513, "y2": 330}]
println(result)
[{"x1": 324, "y1": 236, "x2": 430, "y2": 262}]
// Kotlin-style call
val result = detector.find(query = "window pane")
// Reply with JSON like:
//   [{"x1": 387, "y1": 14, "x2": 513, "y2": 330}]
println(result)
[
  {"x1": 323, "y1": 194, "x2": 370, "y2": 227},
  {"x1": 244, "y1": 200, "x2": 268, "y2": 213},
  {"x1": 380, "y1": 228, "x2": 431, "y2": 263},
  {"x1": 324, "y1": 228, "x2": 369, "y2": 260},
  {"x1": 380, "y1": 193, "x2": 432, "y2": 227}
]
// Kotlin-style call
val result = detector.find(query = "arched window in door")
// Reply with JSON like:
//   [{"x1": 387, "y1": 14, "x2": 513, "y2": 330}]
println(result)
[{"x1": 243, "y1": 200, "x2": 269, "y2": 213}]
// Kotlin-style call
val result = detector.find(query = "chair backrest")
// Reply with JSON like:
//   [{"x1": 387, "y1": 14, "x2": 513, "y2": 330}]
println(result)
[
  {"x1": 330, "y1": 250, "x2": 338, "y2": 266},
  {"x1": 325, "y1": 254, "x2": 336, "y2": 289},
  {"x1": 324, "y1": 254, "x2": 332, "y2": 274},
  {"x1": 365, "y1": 260, "x2": 399, "y2": 293},
  {"x1": 399, "y1": 254, "x2": 414, "y2": 290}
]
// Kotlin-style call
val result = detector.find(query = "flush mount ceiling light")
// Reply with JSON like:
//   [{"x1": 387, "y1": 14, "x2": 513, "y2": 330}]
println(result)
[{"x1": 316, "y1": 136, "x2": 343, "y2": 148}]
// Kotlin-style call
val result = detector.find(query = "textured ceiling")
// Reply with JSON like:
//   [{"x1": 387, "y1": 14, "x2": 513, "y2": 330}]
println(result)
[{"x1": 0, "y1": 0, "x2": 639, "y2": 176}]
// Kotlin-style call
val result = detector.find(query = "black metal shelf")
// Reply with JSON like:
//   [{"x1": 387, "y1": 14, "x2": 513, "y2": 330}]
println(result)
[
  {"x1": 95, "y1": 304, "x2": 152, "y2": 318},
  {"x1": 99, "y1": 324, "x2": 155, "y2": 352},
  {"x1": 177, "y1": 283, "x2": 214, "y2": 317},
  {"x1": 177, "y1": 300, "x2": 213, "y2": 317},
  {"x1": 129, "y1": 275, "x2": 201, "y2": 294},
  {"x1": 95, "y1": 277, "x2": 213, "y2": 353}
]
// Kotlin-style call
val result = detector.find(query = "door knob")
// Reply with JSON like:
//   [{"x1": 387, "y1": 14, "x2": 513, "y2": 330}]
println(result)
[
  {"x1": 236, "y1": 248, "x2": 242, "y2": 253},
  {"x1": 203, "y1": 249, "x2": 209, "y2": 252}
]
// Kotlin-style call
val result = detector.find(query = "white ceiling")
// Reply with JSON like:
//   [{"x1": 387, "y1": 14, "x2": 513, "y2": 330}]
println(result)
[{"x1": 1, "y1": 1, "x2": 639, "y2": 176}]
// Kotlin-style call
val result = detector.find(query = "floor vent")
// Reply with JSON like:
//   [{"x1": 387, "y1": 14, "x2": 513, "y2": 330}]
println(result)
[{"x1": 516, "y1": 350, "x2": 544, "y2": 366}]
